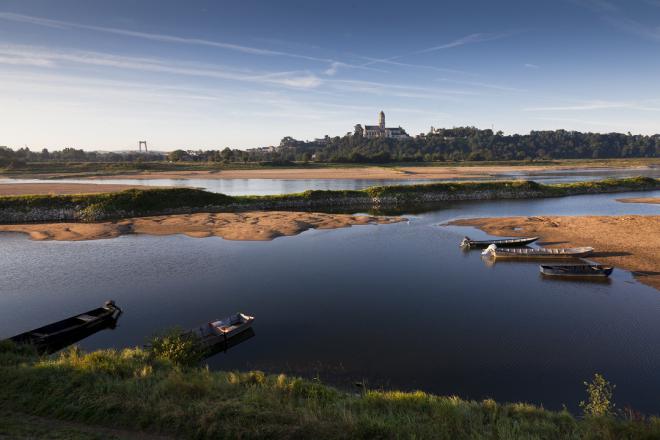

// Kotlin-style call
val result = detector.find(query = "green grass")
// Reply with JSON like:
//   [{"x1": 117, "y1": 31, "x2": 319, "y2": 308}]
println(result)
[
  {"x1": 0, "y1": 177, "x2": 658, "y2": 222},
  {"x1": 1, "y1": 342, "x2": 659, "y2": 439},
  {"x1": 1, "y1": 157, "x2": 658, "y2": 178}
]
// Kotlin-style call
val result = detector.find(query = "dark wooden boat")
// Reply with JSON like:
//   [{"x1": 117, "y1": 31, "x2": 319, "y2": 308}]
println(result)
[
  {"x1": 540, "y1": 264, "x2": 613, "y2": 277},
  {"x1": 481, "y1": 244, "x2": 594, "y2": 259},
  {"x1": 188, "y1": 313, "x2": 255, "y2": 357},
  {"x1": 460, "y1": 236, "x2": 539, "y2": 248},
  {"x1": 7, "y1": 301, "x2": 122, "y2": 354}
]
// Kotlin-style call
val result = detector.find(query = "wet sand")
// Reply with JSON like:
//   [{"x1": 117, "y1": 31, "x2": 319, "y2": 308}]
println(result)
[
  {"x1": 617, "y1": 197, "x2": 660, "y2": 205},
  {"x1": 0, "y1": 211, "x2": 404, "y2": 242},
  {"x1": 81, "y1": 164, "x2": 655, "y2": 180},
  {"x1": 0, "y1": 183, "x2": 159, "y2": 196},
  {"x1": 449, "y1": 215, "x2": 660, "y2": 290}
]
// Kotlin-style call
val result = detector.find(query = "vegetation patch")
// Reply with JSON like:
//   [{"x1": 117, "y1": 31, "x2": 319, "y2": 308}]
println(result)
[
  {"x1": 0, "y1": 177, "x2": 657, "y2": 223},
  {"x1": 1, "y1": 342, "x2": 659, "y2": 439}
]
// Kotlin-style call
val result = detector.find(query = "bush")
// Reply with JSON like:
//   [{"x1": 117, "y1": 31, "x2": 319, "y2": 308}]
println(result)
[
  {"x1": 580, "y1": 373, "x2": 615, "y2": 417},
  {"x1": 148, "y1": 328, "x2": 203, "y2": 367}
]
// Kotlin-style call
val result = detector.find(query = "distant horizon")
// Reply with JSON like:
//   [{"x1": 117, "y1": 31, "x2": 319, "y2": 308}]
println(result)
[
  {"x1": 0, "y1": 125, "x2": 660, "y2": 153},
  {"x1": 1, "y1": 0, "x2": 660, "y2": 150},
  {"x1": 2, "y1": 124, "x2": 660, "y2": 153}
]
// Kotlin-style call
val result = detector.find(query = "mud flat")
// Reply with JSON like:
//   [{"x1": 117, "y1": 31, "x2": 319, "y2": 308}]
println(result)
[
  {"x1": 0, "y1": 211, "x2": 404, "y2": 241},
  {"x1": 617, "y1": 197, "x2": 660, "y2": 204},
  {"x1": 449, "y1": 215, "x2": 660, "y2": 290},
  {"x1": 0, "y1": 182, "x2": 159, "y2": 196}
]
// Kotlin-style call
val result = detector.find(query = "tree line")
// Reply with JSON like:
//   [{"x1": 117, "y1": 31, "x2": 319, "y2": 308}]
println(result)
[{"x1": 2, "y1": 127, "x2": 658, "y2": 166}]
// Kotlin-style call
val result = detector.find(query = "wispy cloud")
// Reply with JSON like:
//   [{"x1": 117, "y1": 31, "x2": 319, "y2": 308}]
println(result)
[
  {"x1": 574, "y1": 0, "x2": 660, "y2": 42},
  {"x1": 435, "y1": 77, "x2": 525, "y2": 92},
  {"x1": 358, "y1": 31, "x2": 515, "y2": 72},
  {"x1": 0, "y1": 43, "x2": 323, "y2": 89},
  {"x1": 0, "y1": 11, "x2": 377, "y2": 76},
  {"x1": 524, "y1": 100, "x2": 660, "y2": 111},
  {"x1": 414, "y1": 32, "x2": 513, "y2": 54},
  {"x1": 524, "y1": 63, "x2": 540, "y2": 69}
]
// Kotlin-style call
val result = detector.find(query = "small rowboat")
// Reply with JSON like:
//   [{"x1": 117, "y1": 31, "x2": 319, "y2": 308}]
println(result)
[
  {"x1": 481, "y1": 244, "x2": 594, "y2": 259},
  {"x1": 189, "y1": 313, "x2": 255, "y2": 356},
  {"x1": 460, "y1": 236, "x2": 539, "y2": 248},
  {"x1": 7, "y1": 301, "x2": 122, "y2": 354},
  {"x1": 540, "y1": 264, "x2": 613, "y2": 277}
]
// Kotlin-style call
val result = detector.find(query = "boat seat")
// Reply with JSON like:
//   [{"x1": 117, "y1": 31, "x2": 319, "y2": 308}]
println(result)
[{"x1": 76, "y1": 314, "x2": 96, "y2": 322}]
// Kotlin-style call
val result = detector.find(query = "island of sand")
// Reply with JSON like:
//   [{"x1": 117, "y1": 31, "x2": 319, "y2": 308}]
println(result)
[
  {"x1": 617, "y1": 197, "x2": 660, "y2": 204},
  {"x1": 0, "y1": 211, "x2": 404, "y2": 242},
  {"x1": 449, "y1": 215, "x2": 660, "y2": 290}
]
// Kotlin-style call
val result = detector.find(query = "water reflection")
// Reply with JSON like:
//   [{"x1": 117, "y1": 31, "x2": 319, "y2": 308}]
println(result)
[{"x1": 0, "y1": 190, "x2": 658, "y2": 413}]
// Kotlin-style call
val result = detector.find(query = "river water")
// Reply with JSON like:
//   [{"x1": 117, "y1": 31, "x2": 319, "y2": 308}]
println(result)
[
  {"x1": 0, "y1": 189, "x2": 659, "y2": 413},
  {"x1": 1, "y1": 166, "x2": 658, "y2": 195}
]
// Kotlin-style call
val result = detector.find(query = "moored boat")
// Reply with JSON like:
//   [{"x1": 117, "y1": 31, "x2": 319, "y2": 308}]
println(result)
[
  {"x1": 540, "y1": 264, "x2": 613, "y2": 277},
  {"x1": 7, "y1": 301, "x2": 122, "y2": 354},
  {"x1": 481, "y1": 244, "x2": 594, "y2": 259},
  {"x1": 188, "y1": 313, "x2": 255, "y2": 356},
  {"x1": 460, "y1": 236, "x2": 539, "y2": 248}
]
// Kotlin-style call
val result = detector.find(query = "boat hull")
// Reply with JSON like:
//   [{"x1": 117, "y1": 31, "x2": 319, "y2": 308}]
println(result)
[
  {"x1": 461, "y1": 236, "x2": 539, "y2": 248},
  {"x1": 540, "y1": 265, "x2": 613, "y2": 277}
]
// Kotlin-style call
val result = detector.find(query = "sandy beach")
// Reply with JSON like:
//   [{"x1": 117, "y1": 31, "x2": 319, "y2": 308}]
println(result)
[
  {"x1": 79, "y1": 164, "x2": 654, "y2": 180},
  {"x1": 0, "y1": 211, "x2": 404, "y2": 241},
  {"x1": 449, "y1": 215, "x2": 660, "y2": 290},
  {"x1": 0, "y1": 183, "x2": 159, "y2": 196},
  {"x1": 617, "y1": 197, "x2": 660, "y2": 204}
]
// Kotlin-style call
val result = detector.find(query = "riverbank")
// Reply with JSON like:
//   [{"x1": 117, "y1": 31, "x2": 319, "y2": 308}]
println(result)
[
  {"x1": 449, "y1": 215, "x2": 660, "y2": 290},
  {"x1": 1, "y1": 158, "x2": 657, "y2": 180},
  {"x1": 0, "y1": 177, "x2": 657, "y2": 223},
  {"x1": 0, "y1": 211, "x2": 404, "y2": 241},
  {"x1": 617, "y1": 197, "x2": 660, "y2": 204},
  {"x1": 1, "y1": 342, "x2": 658, "y2": 439},
  {"x1": 0, "y1": 182, "x2": 160, "y2": 196}
]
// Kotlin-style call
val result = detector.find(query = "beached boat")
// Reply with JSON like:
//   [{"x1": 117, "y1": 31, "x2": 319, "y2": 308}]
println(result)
[
  {"x1": 481, "y1": 244, "x2": 594, "y2": 259},
  {"x1": 460, "y1": 236, "x2": 539, "y2": 248},
  {"x1": 540, "y1": 264, "x2": 613, "y2": 277},
  {"x1": 189, "y1": 313, "x2": 255, "y2": 355},
  {"x1": 7, "y1": 300, "x2": 122, "y2": 354}
]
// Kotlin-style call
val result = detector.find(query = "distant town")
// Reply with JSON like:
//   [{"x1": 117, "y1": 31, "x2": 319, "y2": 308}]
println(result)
[{"x1": 1, "y1": 110, "x2": 658, "y2": 167}]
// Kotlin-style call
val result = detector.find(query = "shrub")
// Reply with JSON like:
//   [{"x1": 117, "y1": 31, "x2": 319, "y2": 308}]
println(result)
[
  {"x1": 148, "y1": 328, "x2": 203, "y2": 367},
  {"x1": 580, "y1": 373, "x2": 616, "y2": 417}
]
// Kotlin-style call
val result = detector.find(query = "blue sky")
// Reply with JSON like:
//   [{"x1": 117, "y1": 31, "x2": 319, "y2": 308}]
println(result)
[{"x1": 1, "y1": 0, "x2": 660, "y2": 150}]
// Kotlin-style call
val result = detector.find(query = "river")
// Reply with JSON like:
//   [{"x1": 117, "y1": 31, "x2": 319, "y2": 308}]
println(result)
[{"x1": 0, "y1": 188, "x2": 659, "y2": 413}]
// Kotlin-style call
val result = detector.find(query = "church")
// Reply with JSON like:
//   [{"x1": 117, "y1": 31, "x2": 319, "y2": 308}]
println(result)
[{"x1": 356, "y1": 111, "x2": 410, "y2": 139}]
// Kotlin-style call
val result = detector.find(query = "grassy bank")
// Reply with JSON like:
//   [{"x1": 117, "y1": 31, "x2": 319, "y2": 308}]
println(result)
[
  {"x1": 0, "y1": 158, "x2": 657, "y2": 178},
  {"x1": 0, "y1": 176, "x2": 657, "y2": 223},
  {"x1": 1, "y1": 342, "x2": 658, "y2": 439}
]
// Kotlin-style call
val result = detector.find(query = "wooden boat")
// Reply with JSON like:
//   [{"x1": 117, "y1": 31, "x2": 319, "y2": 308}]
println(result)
[
  {"x1": 188, "y1": 313, "x2": 255, "y2": 356},
  {"x1": 481, "y1": 244, "x2": 594, "y2": 259},
  {"x1": 7, "y1": 301, "x2": 122, "y2": 354},
  {"x1": 460, "y1": 236, "x2": 539, "y2": 248},
  {"x1": 540, "y1": 264, "x2": 613, "y2": 277}
]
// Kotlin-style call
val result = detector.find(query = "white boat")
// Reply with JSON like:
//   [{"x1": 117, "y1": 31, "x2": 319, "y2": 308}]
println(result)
[{"x1": 481, "y1": 244, "x2": 594, "y2": 259}]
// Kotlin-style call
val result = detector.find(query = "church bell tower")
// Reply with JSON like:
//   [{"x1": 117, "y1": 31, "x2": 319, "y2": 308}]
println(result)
[{"x1": 378, "y1": 110, "x2": 385, "y2": 129}]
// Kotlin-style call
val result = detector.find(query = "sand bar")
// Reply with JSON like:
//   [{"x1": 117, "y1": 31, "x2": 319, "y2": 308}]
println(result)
[
  {"x1": 449, "y1": 215, "x2": 660, "y2": 290},
  {"x1": 0, "y1": 211, "x2": 404, "y2": 242},
  {"x1": 0, "y1": 183, "x2": 159, "y2": 196},
  {"x1": 617, "y1": 197, "x2": 660, "y2": 204}
]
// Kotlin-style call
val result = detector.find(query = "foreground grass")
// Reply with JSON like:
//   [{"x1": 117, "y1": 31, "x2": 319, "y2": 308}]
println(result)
[
  {"x1": 1, "y1": 343, "x2": 659, "y2": 439},
  {"x1": 0, "y1": 177, "x2": 658, "y2": 222}
]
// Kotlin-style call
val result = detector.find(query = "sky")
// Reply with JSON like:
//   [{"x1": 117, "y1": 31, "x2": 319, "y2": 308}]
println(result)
[{"x1": 1, "y1": 0, "x2": 660, "y2": 150}]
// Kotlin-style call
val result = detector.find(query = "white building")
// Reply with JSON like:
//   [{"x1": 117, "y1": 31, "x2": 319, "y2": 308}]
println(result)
[{"x1": 357, "y1": 111, "x2": 409, "y2": 139}]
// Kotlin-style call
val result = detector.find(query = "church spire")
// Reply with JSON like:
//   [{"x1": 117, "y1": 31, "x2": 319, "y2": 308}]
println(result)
[{"x1": 378, "y1": 110, "x2": 385, "y2": 129}]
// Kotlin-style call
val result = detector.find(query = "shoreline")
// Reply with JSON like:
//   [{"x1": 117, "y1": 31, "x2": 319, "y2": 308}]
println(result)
[
  {"x1": 617, "y1": 197, "x2": 660, "y2": 204},
  {"x1": 0, "y1": 177, "x2": 657, "y2": 224},
  {"x1": 0, "y1": 211, "x2": 404, "y2": 241},
  {"x1": 448, "y1": 215, "x2": 660, "y2": 290},
  {"x1": 0, "y1": 182, "x2": 161, "y2": 196}
]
